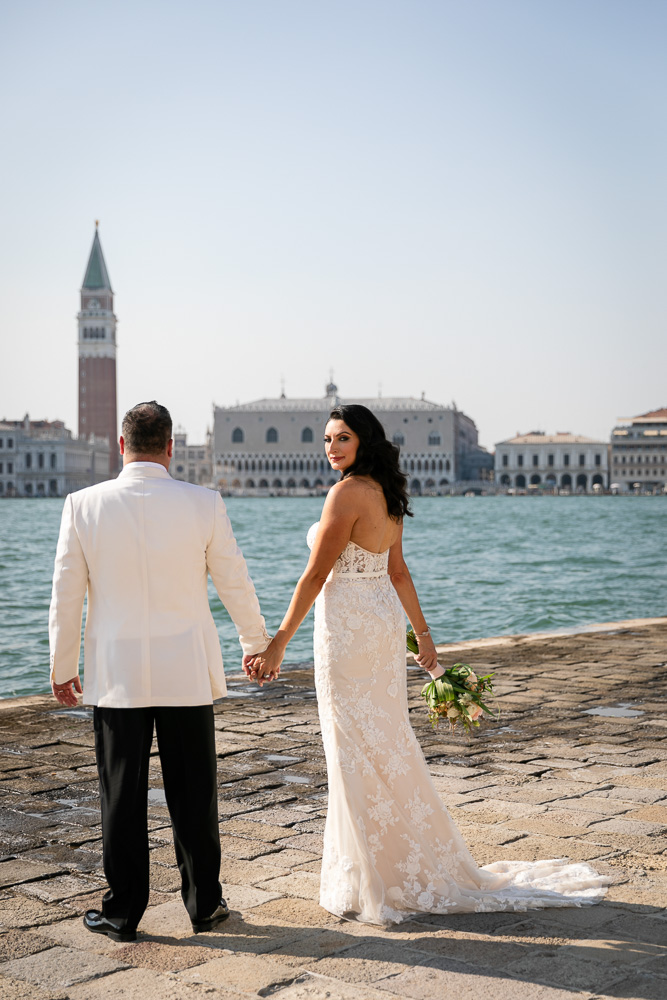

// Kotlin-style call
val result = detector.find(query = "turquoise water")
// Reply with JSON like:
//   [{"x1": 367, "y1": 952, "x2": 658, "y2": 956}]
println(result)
[{"x1": 0, "y1": 496, "x2": 665, "y2": 699}]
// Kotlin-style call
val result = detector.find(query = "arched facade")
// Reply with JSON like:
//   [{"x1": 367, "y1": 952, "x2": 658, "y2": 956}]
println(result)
[
  {"x1": 495, "y1": 433, "x2": 608, "y2": 493},
  {"x1": 213, "y1": 389, "x2": 485, "y2": 494}
]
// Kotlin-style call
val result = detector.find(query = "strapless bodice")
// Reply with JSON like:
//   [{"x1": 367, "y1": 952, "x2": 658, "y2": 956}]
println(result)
[{"x1": 307, "y1": 521, "x2": 389, "y2": 578}]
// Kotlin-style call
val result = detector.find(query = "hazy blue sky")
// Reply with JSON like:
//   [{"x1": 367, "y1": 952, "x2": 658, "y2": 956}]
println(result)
[{"x1": 1, "y1": 0, "x2": 665, "y2": 447}]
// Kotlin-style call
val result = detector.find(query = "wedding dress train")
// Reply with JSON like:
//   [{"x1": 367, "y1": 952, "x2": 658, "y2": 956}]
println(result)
[{"x1": 308, "y1": 523, "x2": 610, "y2": 925}]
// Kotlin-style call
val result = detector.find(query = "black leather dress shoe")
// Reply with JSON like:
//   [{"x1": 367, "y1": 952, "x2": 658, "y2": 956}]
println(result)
[
  {"x1": 191, "y1": 898, "x2": 230, "y2": 933},
  {"x1": 83, "y1": 909, "x2": 137, "y2": 942}
]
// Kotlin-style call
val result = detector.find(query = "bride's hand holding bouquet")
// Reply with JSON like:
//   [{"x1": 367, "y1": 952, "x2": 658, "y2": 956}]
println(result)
[{"x1": 407, "y1": 627, "x2": 497, "y2": 734}]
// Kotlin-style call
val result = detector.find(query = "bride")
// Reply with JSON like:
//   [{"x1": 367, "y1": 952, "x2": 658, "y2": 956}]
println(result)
[{"x1": 244, "y1": 404, "x2": 609, "y2": 925}]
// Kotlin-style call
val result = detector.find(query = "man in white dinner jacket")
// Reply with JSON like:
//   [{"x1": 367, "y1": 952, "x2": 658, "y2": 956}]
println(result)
[{"x1": 49, "y1": 400, "x2": 271, "y2": 942}]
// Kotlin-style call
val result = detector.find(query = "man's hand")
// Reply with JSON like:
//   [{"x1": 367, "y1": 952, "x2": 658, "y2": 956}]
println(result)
[
  {"x1": 242, "y1": 653, "x2": 258, "y2": 678},
  {"x1": 52, "y1": 675, "x2": 83, "y2": 707},
  {"x1": 243, "y1": 644, "x2": 282, "y2": 687}
]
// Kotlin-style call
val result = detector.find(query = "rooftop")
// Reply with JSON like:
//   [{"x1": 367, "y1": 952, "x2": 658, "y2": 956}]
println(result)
[
  {"x1": 497, "y1": 432, "x2": 606, "y2": 446},
  {"x1": 215, "y1": 392, "x2": 452, "y2": 414},
  {"x1": 622, "y1": 407, "x2": 667, "y2": 424}
]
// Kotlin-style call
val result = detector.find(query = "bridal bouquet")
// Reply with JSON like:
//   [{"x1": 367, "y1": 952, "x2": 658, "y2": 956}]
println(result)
[{"x1": 407, "y1": 628, "x2": 496, "y2": 733}]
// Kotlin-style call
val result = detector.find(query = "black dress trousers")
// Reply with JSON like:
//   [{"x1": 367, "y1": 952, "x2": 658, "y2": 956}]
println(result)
[{"x1": 93, "y1": 704, "x2": 222, "y2": 930}]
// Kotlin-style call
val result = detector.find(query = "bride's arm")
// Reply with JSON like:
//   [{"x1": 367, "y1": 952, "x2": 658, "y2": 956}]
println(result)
[
  {"x1": 246, "y1": 481, "x2": 359, "y2": 682},
  {"x1": 387, "y1": 526, "x2": 439, "y2": 674}
]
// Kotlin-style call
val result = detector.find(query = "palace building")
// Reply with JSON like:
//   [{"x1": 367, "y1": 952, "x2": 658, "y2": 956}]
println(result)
[
  {"x1": 78, "y1": 225, "x2": 119, "y2": 475},
  {"x1": 213, "y1": 383, "x2": 486, "y2": 494}
]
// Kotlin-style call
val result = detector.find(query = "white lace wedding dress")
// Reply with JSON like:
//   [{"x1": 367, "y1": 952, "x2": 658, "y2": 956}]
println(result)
[{"x1": 308, "y1": 522, "x2": 610, "y2": 925}]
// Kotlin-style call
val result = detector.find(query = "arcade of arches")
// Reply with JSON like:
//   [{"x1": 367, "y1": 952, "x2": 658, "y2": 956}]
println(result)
[
  {"x1": 498, "y1": 473, "x2": 605, "y2": 491},
  {"x1": 220, "y1": 453, "x2": 452, "y2": 493}
]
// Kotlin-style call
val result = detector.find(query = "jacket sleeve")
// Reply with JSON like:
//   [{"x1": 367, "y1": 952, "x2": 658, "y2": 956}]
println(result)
[
  {"x1": 49, "y1": 494, "x2": 89, "y2": 684},
  {"x1": 206, "y1": 492, "x2": 271, "y2": 655}
]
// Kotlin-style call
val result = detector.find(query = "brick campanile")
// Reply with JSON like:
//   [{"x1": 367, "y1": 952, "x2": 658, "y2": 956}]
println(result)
[{"x1": 78, "y1": 224, "x2": 119, "y2": 475}]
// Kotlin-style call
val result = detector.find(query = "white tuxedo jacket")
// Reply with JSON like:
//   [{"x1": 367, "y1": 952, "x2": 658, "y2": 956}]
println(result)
[{"x1": 49, "y1": 462, "x2": 269, "y2": 707}]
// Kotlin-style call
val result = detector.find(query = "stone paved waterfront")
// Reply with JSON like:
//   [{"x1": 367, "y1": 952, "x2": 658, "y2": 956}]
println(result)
[{"x1": 0, "y1": 619, "x2": 666, "y2": 1000}]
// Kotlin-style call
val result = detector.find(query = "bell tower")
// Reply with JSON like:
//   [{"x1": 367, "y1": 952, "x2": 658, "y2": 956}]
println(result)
[{"x1": 78, "y1": 223, "x2": 119, "y2": 475}]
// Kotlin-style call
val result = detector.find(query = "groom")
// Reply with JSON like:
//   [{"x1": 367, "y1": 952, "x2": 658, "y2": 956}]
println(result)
[{"x1": 49, "y1": 400, "x2": 271, "y2": 941}]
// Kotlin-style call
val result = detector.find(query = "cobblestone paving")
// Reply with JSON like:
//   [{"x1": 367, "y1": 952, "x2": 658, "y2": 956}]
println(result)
[{"x1": 0, "y1": 619, "x2": 665, "y2": 1000}]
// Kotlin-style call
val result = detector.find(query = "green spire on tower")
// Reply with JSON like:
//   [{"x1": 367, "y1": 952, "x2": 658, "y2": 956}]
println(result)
[{"x1": 82, "y1": 223, "x2": 113, "y2": 291}]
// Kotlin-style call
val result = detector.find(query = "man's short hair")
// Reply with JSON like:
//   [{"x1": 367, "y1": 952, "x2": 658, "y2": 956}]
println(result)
[{"x1": 122, "y1": 401, "x2": 172, "y2": 455}]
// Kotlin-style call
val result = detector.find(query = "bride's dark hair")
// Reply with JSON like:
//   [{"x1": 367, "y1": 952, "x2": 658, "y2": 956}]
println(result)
[{"x1": 327, "y1": 404, "x2": 412, "y2": 520}]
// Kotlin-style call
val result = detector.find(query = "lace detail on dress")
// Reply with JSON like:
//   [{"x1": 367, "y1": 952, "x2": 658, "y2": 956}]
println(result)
[
  {"x1": 307, "y1": 521, "x2": 389, "y2": 577},
  {"x1": 307, "y1": 521, "x2": 610, "y2": 925}
]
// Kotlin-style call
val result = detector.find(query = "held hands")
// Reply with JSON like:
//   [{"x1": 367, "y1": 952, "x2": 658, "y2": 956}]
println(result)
[
  {"x1": 51, "y1": 675, "x2": 82, "y2": 707},
  {"x1": 243, "y1": 639, "x2": 285, "y2": 687},
  {"x1": 414, "y1": 634, "x2": 439, "y2": 675}
]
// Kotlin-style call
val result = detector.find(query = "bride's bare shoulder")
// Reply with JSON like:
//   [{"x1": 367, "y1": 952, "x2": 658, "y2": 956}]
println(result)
[{"x1": 327, "y1": 476, "x2": 381, "y2": 508}]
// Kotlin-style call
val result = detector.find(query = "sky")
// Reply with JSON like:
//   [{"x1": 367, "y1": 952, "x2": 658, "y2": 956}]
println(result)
[{"x1": 1, "y1": 0, "x2": 665, "y2": 448}]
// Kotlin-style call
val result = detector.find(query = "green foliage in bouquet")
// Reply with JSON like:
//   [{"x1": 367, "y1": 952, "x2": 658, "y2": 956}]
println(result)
[
  {"x1": 406, "y1": 627, "x2": 497, "y2": 733},
  {"x1": 406, "y1": 628, "x2": 420, "y2": 655}
]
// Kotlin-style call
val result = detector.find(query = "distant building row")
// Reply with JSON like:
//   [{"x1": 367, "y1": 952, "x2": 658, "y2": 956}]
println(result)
[
  {"x1": 495, "y1": 408, "x2": 667, "y2": 493},
  {"x1": 0, "y1": 416, "x2": 109, "y2": 498},
  {"x1": 3, "y1": 401, "x2": 665, "y2": 498}
]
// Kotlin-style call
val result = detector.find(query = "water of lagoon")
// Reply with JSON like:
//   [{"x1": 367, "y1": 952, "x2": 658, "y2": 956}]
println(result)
[{"x1": 0, "y1": 495, "x2": 665, "y2": 699}]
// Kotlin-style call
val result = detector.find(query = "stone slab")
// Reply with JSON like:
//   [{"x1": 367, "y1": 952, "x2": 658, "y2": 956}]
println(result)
[
  {"x1": 220, "y1": 835, "x2": 284, "y2": 860},
  {"x1": 18, "y1": 873, "x2": 104, "y2": 903},
  {"x1": 587, "y1": 818, "x2": 666, "y2": 836},
  {"x1": 372, "y1": 957, "x2": 599, "y2": 998},
  {"x1": 256, "y1": 871, "x2": 321, "y2": 900},
  {"x1": 0, "y1": 944, "x2": 126, "y2": 989},
  {"x1": 223, "y1": 818, "x2": 296, "y2": 842},
  {"x1": 112, "y1": 938, "x2": 222, "y2": 972},
  {"x1": 0, "y1": 929, "x2": 54, "y2": 962},
  {"x1": 243, "y1": 896, "x2": 344, "y2": 929},
  {"x1": 504, "y1": 947, "x2": 651, "y2": 993},
  {"x1": 0, "y1": 860, "x2": 66, "y2": 890},
  {"x1": 265, "y1": 927, "x2": 360, "y2": 967},
  {"x1": 0, "y1": 893, "x2": 69, "y2": 929},
  {"x1": 0, "y1": 975, "x2": 70, "y2": 1000},
  {"x1": 269, "y1": 848, "x2": 322, "y2": 867},
  {"x1": 178, "y1": 951, "x2": 301, "y2": 992},
  {"x1": 220, "y1": 856, "x2": 291, "y2": 885},
  {"x1": 311, "y1": 941, "x2": 429, "y2": 984},
  {"x1": 275, "y1": 833, "x2": 324, "y2": 853},
  {"x1": 256, "y1": 971, "x2": 392, "y2": 999},
  {"x1": 595, "y1": 973, "x2": 667, "y2": 1000},
  {"x1": 66, "y1": 965, "x2": 247, "y2": 999}
]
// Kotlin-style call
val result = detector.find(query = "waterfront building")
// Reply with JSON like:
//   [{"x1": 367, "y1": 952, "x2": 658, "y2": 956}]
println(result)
[
  {"x1": 495, "y1": 432, "x2": 608, "y2": 492},
  {"x1": 170, "y1": 429, "x2": 213, "y2": 486},
  {"x1": 78, "y1": 224, "x2": 119, "y2": 475},
  {"x1": 0, "y1": 416, "x2": 110, "y2": 497},
  {"x1": 213, "y1": 383, "x2": 484, "y2": 494},
  {"x1": 610, "y1": 407, "x2": 667, "y2": 492}
]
